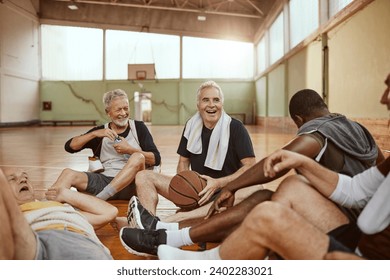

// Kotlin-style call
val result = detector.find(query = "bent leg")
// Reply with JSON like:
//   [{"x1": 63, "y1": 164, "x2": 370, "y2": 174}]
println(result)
[
  {"x1": 110, "y1": 152, "x2": 145, "y2": 193},
  {"x1": 272, "y1": 175, "x2": 349, "y2": 233},
  {"x1": 135, "y1": 170, "x2": 172, "y2": 215},
  {"x1": 187, "y1": 189, "x2": 274, "y2": 243},
  {"x1": 51, "y1": 168, "x2": 89, "y2": 192},
  {"x1": 0, "y1": 169, "x2": 36, "y2": 259},
  {"x1": 219, "y1": 201, "x2": 330, "y2": 260},
  {"x1": 163, "y1": 202, "x2": 213, "y2": 223}
]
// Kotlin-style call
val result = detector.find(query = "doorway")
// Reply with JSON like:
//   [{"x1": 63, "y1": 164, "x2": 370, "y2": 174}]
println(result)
[{"x1": 134, "y1": 91, "x2": 152, "y2": 124}]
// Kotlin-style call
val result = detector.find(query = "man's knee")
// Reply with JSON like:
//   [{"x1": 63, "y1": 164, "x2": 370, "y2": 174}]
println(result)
[
  {"x1": 60, "y1": 168, "x2": 78, "y2": 179},
  {"x1": 135, "y1": 169, "x2": 155, "y2": 187},
  {"x1": 272, "y1": 175, "x2": 308, "y2": 200},
  {"x1": 58, "y1": 168, "x2": 87, "y2": 188},
  {"x1": 126, "y1": 152, "x2": 145, "y2": 170},
  {"x1": 244, "y1": 201, "x2": 289, "y2": 232}
]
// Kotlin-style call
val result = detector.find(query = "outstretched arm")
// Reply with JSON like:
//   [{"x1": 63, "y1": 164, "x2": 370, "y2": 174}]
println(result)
[
  {"x1": 205, "y1": 135, "x2": 323, "y2": 217},
  {"x1": 46, "y1": 188, "x2": 118, "y2": 229},
  {"x1": 225, "y1": 134, "x2": 323, "y2": 194},
  {"x1": 198, "y1": 157, "x2": 256, "y2": 205}
]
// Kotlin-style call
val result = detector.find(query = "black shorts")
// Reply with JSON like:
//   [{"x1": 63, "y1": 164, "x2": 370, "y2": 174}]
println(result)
[
  {"x1": 328, "y1": 235, "x2": 353, "y2": 253},
  {"x1": 85, "y1": 172, "x2": 135, "y2": 200},
  {"x1": 328, "y1": 222, "x2": 362, "y2": 250}
]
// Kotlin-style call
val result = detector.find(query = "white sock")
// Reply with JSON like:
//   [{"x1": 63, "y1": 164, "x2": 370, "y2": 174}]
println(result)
[
  {"x1": 166, "y1": 227, "x2": 193, "y2": 248},
  {"x1": 156, "y1": 221, "x2": 179, "y2": 230},
  {"x1": 158, "y1": 245, "x2": 221, "y2": 260},
  {"x1": 96, "y1": 184, "x2": 117, "y2": 200}
]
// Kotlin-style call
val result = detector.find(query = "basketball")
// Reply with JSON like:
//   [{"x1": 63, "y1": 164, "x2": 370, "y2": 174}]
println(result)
[{"x1": 168, "y1": 170, "x2": 207, "y2": 210}]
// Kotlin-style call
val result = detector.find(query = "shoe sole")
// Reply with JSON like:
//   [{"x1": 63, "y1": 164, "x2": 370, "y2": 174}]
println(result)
[
  {"x1": 127, "y1": 197, "x2": 144, "y2": 229},
  {"x1": 119, "y1": 227, "x2": 155, "y2": 258}
]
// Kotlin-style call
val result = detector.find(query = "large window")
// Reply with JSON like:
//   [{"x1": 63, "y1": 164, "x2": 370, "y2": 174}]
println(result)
[
  {"x1": 41, "y1": 26, "x2": 254, "y2": 80},
  {"x1": 256, "y1": 36, "x2": 267, "y2": 75},
  {"x1": 41, "y1": 0, "x2": 357, "y2": 81},
  {"x1": 269, "y1": 12, "x2": 284, "y2": 65},
  {"x1": 329, "y1": 0, "x2": 354, "y2": 18},
  {"x1": 182, "y1": 37, "x2": 254, "y2": 79},
  {"x1": 41, "y1": 25, "x2": 103, "y2": 80},
  {"x1": 105, "y1": 30, "x2": 180, "y2": 79},
  {"x1": 289, "y1": 0, "x2": 319, "y2": 48}
]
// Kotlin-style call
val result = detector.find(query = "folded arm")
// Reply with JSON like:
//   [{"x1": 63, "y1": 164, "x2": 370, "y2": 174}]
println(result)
[{"x1": 264, "y1": 149, "x2": 339, "y2": 197}]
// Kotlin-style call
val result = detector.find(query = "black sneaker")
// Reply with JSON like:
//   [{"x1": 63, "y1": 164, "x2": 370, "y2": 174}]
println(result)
[
  {"x1": 119, "y1": 227, "x2": 167, "y2": 257},
  {"x1": 127, "y1": 196, "x2": 160, "y2": 230}
]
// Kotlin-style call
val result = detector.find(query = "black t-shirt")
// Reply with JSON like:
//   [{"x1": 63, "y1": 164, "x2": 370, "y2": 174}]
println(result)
[{"x1": 177, "y1": 118, "x2": 255, "y2": 178}]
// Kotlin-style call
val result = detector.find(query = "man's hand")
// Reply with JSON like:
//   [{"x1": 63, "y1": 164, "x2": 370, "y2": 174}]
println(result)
[
  {"x1": 264, "y1": 149, "x2": 338, "y2": 197},
  {"x1": 204, "y1": 189, "x2": 235, "y2": 219},
  {"x1": 198, "y1": 175, "x2": 221, "y2": 206},
  {"x1": 263, "y1": 149, "x2": 307, "y2": 178},
  {"x1": 92, "y1": 128, "x2": 118, "y2": 141},
  {"x1": 113, "y1": 136, "x2": 136, "y2": 155},
  {"x1": 69, "y1": 128, "x2": 119, "y2": 151}
]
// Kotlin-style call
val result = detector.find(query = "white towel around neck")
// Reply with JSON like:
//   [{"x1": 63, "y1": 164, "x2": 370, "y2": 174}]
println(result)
[{"x1": 183, "y1": 111, "x2": 231, "y2": 171}]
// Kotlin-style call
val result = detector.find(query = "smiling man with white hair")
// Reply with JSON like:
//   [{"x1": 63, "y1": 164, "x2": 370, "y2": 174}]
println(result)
[
  {"x1": 119, "y1": 80, "x2": 259, "y2": 257},
  {"x1": 51, "y1": 89, "x2": 161, "y2": 201}
]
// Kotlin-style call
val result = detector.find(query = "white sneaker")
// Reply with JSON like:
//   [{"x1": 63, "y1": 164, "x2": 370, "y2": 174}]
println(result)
[{"x1": 127, "y1": 196, "x2": 160, "y2": 230}]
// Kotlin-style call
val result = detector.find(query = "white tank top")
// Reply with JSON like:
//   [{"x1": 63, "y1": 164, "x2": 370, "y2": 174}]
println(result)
[{"x1": 100, "y1": 120, "x2": 141, "y2": 177}]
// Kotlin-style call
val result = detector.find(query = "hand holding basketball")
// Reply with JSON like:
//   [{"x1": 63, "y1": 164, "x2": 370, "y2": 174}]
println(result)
[
  {"x1": 197, "y1": 175, "x2": 219, "y2": 206},
  {"x1": 168, "y1": 170, "x2": 207, "y2": 210}
]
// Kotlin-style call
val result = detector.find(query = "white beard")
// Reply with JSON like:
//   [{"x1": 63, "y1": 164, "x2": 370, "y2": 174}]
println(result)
[{"x1": 113, "y1": 118, "x2": 129, "y2": 127}]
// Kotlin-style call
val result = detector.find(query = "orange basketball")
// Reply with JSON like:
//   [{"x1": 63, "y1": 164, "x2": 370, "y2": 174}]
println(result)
[{"x1": 168, "y1": 170, "x2": 207, "y2": 210}]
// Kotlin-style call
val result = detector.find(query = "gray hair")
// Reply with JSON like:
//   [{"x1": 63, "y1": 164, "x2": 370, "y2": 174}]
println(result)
[
  {"x1": 102, "y1": 89, "x2": 128, "y2": 111},
  {"x1": 196, "y1": 81, "x2": 224, "y2": 105}
]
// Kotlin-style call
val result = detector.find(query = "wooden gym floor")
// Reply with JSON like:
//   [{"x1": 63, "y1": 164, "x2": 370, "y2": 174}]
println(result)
[
  {"x1": 5, "y1": 123, "x2": 385, "y2": 260},
  {"x1": 0, "y1": 124, "x2": 296, "y2": 260}
]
